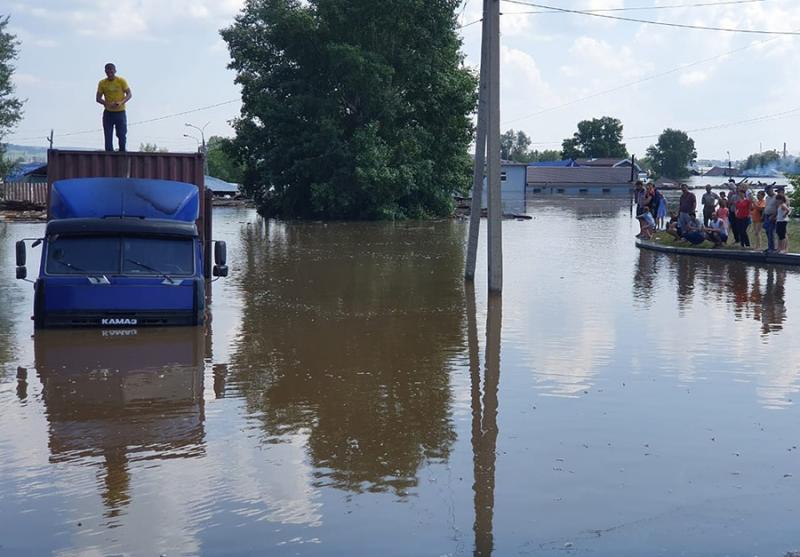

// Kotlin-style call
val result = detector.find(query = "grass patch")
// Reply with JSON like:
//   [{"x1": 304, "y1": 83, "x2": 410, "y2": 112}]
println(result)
[{"x1": 648, "y1": 220, "x2": 800, "y2": 254}]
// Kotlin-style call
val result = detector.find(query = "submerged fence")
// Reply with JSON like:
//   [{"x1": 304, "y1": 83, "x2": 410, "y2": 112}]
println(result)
[{"x1": 1, "y1": 181, "x2": 48, "y2": 206}]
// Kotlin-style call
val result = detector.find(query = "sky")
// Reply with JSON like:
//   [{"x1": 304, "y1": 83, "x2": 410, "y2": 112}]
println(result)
[{"x1": 5, "y1": 0, "x2": 800, "y2": 161}]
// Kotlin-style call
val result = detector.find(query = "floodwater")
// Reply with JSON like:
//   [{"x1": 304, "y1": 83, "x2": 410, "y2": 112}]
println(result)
[{"x1": 1, "y1": 201, "x2": 798, "y2": 556}]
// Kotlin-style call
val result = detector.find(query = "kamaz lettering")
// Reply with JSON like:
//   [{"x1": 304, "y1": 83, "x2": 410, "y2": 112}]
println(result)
[{"x1": 101, "y1": 318, "x2": 138, "y2": 326}]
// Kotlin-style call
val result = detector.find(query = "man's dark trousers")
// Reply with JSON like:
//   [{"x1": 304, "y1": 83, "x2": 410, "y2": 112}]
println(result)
[{"x1": 103, "y1": 110, "x2": 127, "y2": 152}]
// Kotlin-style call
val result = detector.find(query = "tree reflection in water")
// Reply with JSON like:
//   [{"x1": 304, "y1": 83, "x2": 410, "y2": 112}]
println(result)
[
  {"x1": 33, "y1": 328, "x2": 206, "y2": 521},
  {"x1": 230, "y1": 220, "x2": 465, "y2": 494}
]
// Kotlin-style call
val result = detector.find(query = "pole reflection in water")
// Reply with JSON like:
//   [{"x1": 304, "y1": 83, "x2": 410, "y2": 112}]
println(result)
[
  {"x1": 32, "y1": 327, "x2": 206, "y2": 522},
  {"x1": 468, "y1": 283, "x2": 502, "y2": 557}
]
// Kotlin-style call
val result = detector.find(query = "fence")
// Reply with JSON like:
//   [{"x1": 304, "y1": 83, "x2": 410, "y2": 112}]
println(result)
[{"x1": 1, "y1": 181, "x2": 48, "y2": 206}]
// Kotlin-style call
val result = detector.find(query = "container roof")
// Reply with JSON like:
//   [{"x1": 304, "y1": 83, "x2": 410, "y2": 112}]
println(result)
[{"x1": 50, "y1": 178, "x2": 199, "y2": 221}]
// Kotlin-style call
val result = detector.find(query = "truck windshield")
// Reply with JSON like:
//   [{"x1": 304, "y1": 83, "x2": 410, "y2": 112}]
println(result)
[{"x1": 46, "y1": 237, "x2": 194, "y2": 276}]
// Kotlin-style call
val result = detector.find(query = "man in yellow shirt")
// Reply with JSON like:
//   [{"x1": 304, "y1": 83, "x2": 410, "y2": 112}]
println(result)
[{"x1": 95, "y1": 63, "x2": 132, "y2": 152}]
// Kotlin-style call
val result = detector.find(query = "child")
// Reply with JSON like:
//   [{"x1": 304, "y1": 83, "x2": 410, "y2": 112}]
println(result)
[{"x1": 716, "y1": 199, "x2": 730, "y2": 244}]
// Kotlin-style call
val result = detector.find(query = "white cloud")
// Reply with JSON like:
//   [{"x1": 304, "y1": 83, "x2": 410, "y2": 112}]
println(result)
[
  {"x1": 679, "y1": 70, "x2": 708, "y2": 86},
  {"x1": 13, "y1": 73, "x2": 41, "y2": 86}
]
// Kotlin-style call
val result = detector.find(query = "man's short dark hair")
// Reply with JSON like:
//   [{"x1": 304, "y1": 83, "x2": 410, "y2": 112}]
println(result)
[{"x1": 104, "y1": 63, "x2": 116, "y2": 71}]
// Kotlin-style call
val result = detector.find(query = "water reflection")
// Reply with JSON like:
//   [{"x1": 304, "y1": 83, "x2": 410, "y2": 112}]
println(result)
[
  {"x1": 467, "y1": 284, "x2": 502, "y2": 557},
  {"x1": 634, "y1": 250, "x2": 789, "y2": 336},
  {"x1": 32, "y1": 328, "x2": 206, "y2": 521},
  {"x1": 229, "y1": 220, "x2": 465, "y2": 494}
]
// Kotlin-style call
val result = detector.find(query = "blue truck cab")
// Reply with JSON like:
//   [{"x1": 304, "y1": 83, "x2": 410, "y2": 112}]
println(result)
[{"x1": 15, "y1": 177, "x2": 228, "y2": 328}]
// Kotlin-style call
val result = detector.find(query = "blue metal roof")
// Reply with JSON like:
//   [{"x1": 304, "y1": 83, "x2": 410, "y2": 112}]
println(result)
[
  {"x1": 50, "y1": 178, "x2": 199, "y2": 221},
  {"x1": 5, "y1": 161, "x2": 48, "y2": 181},
  {"x1": 204, "y1": 175, "x2": 239, "y2": 193},
  {"x1": 528, "y1": 160, "x2": 577, "y2": 167}
]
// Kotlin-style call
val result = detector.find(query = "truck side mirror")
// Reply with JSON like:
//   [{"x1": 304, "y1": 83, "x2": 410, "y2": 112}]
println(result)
[
  {"x1": 16, "y1": 241, "x2": 26, "y2": 266},
  {"x1": 214, "y1": 241, "x2": 227, "y2": 266},
  {"x1": 213, "y1": 265, "x2": 229, "y2": 278},
  {"x1": 16, "y1": 266, "x2": 27, "y2": 280}
]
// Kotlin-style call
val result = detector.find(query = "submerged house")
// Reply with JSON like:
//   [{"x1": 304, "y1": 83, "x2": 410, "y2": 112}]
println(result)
[{"x1": 526, "y1": 167, "x2": 635, "y2": 195}]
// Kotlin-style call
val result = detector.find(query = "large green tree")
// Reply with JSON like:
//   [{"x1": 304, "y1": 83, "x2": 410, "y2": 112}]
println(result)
[
  {"x1": 207, "y1": 136, "x2": 244, "y2": 184},
  {"x1": 0, "y1": 16, "x2": 24, "y2": 178},
  {"x1": 645, "y1": 128, "x2": 696, "y2": 179},
  {"x1": 221, "y1": 0, "x2": 477, "y2": 220},
  {"x1": 561, "y1": 116, "x2": 628, "y2": 159}
]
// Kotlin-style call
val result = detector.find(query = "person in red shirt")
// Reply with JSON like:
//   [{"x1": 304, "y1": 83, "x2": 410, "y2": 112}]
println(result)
[{"x1": 734, "y1": 190, "x2": 753, "y2": 248}]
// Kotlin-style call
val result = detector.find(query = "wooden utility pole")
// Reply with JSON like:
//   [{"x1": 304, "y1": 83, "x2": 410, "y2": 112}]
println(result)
[
  {"x1": 465, "y1": 0, "x2": 490, "y2": 281},
  {"x1": 46, "y1": 130, "x2": 53, "y2": 149},
  {"x1": 486, "y1": 0, "x2": 502, "y2": 292}
]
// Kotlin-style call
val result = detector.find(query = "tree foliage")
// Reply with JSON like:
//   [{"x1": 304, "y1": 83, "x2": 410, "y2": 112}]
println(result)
[
  {"x1": 741, "y1": 149, "x2": 781, "y2": 172},
  {"x1": 561, "y1": 116, "x2": 628, "y2": 160},
  {"x1": 645, "y1": 128, "x2": 696, "y2": 179},
  {"x1": 0, "y1": 16, "x2": 24, "y2": 178},
  {"x1": 500, "y1": 128, "x2": 561, "y2": 163},
  {"x1": 221, "y1": 0, "x2": 477, "y2": 220},
  {"x1": 207, "y1": 136, "x2": 244, "y2": 184},
  {"x1": 138, "y1": 142, "x2": 168, "y2": 153}
]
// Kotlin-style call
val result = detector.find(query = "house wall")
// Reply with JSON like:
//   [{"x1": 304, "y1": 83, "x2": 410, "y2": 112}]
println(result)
[
  {"x1": 481, "y1": 164, "x2": 527, "y2": 213},
  {"x1": 527, "y1": 183, "x2": 632, "y2": 196}
]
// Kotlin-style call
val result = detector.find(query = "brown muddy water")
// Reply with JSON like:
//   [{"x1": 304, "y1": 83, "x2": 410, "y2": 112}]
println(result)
[{"x1": 0, "y1": 201, "x2": 798, "y2": 556}]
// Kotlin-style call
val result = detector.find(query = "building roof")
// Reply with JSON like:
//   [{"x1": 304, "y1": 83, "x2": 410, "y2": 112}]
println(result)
[
  {"x1": 5, "y1": 161, "x2": 48, "y2": 181},
  {"x1": 703, "y1": 166, "x2": 736, "y2": 177},
  {"x1": 205, "y1": 175, "x2": 239, "y2": 193},
  {"x1": 529, "y1": 159, "x2": 577, "y2": 167},
  {"x1": 527, "y1": 166, "x2": 635, "y2": 185}
]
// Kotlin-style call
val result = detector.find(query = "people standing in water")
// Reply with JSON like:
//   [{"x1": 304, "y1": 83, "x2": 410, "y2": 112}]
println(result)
[
  {"x1": 701, "y1": 185, "x2": 719, "y2": 227},
  {"x1": 775, "y1": 193, "x2": 791, "y2": 254},
  {"x1": 751, "y1": 191, "x2": 766, "y2": 251},
  {"x1": 96, "y1": 62, "x2": 132, "y2": 152}
]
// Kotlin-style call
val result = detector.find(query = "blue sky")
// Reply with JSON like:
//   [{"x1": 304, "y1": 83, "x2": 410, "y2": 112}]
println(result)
[{"x1": 6, "y1": 0, "x2": 800, "y2": 160}]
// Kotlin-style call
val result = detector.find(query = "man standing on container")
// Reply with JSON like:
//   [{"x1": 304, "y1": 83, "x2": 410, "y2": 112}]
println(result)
[
  {"x1": 96, "y1": 63, "x2": 132, "y2": 152},
  {"x1": 678, "y1": 183, "x2": 696, "y2": 233}
]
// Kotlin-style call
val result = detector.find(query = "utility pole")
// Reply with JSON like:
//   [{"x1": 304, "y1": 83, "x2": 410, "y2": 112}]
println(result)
[
  {"x1": 46, "y1": 130, "x2": 53, "y2": 149},
  {"x1": 486, "y1": 0, "x2": 502, "y2": 293},
  {"x1": 185, "y1": 121, "x2": 210, "y2": 175},
  {"x1": 465, "y1": 0, "x2": 490, "y2": 281}
]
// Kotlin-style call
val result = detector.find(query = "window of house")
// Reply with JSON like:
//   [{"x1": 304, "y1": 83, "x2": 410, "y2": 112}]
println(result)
[{"x1": 500, "y1": 172, "x2": 507, "y2": 181}]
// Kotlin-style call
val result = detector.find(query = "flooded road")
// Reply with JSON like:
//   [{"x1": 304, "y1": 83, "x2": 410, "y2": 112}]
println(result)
[{"x1": 1, "y1": 202, "x2": 798, "y2": 556}]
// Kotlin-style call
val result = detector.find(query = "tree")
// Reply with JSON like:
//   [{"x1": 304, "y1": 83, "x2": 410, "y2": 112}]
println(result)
[
  {"x1": 645, "y1": 128, "x2": 696, "y2": 179},
  {"x1": 500, "y1": 129, "x2": 561, "y2": 163},
  {"x1": 207, "y1": 135, "x2": 244, "y2": 183},
  {"x1": 741, "y1": 150, "x2": 781, "y2": 172},
  {"x1": 0, "y1": 16, "x2": 24, "y2": 178},
  {"x1": 561, "y1": 116, "x2": 628, "y2": 159},
  {"x1": 221, "y1": 0, "x2": 477, "y2": 220},
  {"x1": 138, "y1": 142, "x2": 168, "y2": 153}
]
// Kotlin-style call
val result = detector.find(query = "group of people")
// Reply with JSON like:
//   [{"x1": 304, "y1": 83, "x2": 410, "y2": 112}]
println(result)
[{"x1": 635, "y1": 179, "x2": 792, "y2": 254}]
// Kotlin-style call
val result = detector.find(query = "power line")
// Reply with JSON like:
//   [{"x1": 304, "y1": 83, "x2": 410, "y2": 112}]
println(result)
[
  {"x1": 8, "y1": 98, "x2": 239, "y2": 142},
  {"x1": 504, "y1": 0, "x2": 767, "y2": 15},
  {"x1": 525, "y1": 106, "x2": 800, "y2": 146},
  {"x1": 502, "y1": 1, "x2": 800, "y2": 35},
  {"x1": 502, "y1": 32, "x2": 784, "y2": 126}
]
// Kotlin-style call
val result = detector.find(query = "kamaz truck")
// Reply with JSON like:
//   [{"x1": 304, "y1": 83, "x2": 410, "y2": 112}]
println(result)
[{"x1": 14, "y1": 150, "x2": 228, "y2": 328}]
